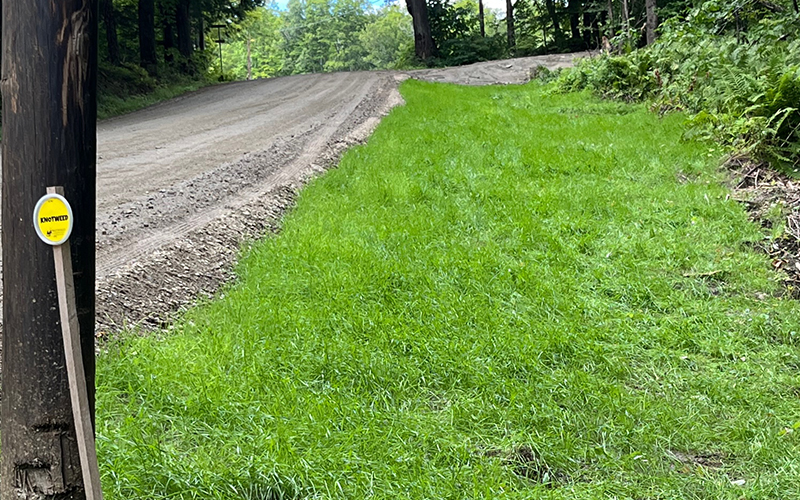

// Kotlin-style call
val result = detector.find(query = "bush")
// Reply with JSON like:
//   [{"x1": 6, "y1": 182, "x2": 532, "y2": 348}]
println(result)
[
  {"x1": 434, "y1": 34, "x2": 508, "y2": 67},
  {"x1": 98, "y1": 62, "x2": 157, "y2": 98},
  {"x1": 555, "y1": 0, "x2": 800, "y2": 168}
]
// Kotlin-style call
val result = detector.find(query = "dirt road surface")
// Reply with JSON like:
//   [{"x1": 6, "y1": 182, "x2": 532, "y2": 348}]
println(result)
[
  {"x1": 410, "y1": 52, "x2": 592, "y2": 85},
  {"x1": 0, "y1": 53, "x2": 589, "y2": 333}
]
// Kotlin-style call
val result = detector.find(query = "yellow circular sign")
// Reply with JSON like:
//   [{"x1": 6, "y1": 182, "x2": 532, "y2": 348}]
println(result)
[{"x1": 33, "y1": 194, "x2": 74, "y2": 245}]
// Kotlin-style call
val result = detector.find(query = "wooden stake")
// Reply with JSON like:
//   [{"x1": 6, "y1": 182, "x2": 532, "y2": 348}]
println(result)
[{"x1": 50, "y1": 186, "x2": 104, "y2": 500}]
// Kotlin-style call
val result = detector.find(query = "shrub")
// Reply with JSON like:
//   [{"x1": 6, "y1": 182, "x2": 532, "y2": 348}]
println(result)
[{"x1": 555, "y1": 0, "x2": 800, "y2": 168}]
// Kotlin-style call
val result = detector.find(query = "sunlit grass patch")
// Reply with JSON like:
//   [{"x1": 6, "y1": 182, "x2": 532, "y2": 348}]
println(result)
[{"x1": 97, "y1": 80, "x2": 800, "y2": 499}]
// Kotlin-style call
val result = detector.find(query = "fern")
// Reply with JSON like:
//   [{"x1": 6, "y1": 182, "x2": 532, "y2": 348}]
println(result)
[{"x1": 555, "y1": 5, "x2": 800, "y2": 167}]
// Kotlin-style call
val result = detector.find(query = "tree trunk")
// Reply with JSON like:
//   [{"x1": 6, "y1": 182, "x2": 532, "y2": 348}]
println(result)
[
  {"x1": 163, "y1": 19, "x2": 175, "y2": 63},
  {"x1": 1, "y1": 0, "x2": 97, "y2": 498},
  {"x1": 405, "y1": 0, "x2": 435, "y2": 60},
  {"x1": 542, "y1": 23, "x2": 548, "y2": 51},
  {"x1": 198, "y1": 16, "x2": 206, "y2": 50},
  {"x1": 622, "y1": 0, "x2": 630, "y2": 33},
  {"x1": 247, "y1": 37, "x2": 252, "y2": 80},
  {"x1": 506, "y1": 0, "x2": 515, "y2": 48},
  {"x1": 645, "y1": 0, "x2": 657, "y2": 45},
  {"x1": 101, "y1": 0, "x2": 120, "y2": 65},
  {"x1": 545, "y1": 0, "x2": 564, "y2": 46},
  {"x1": 138, "y1": 0, "x2": 157, "y2": 73},
  {"x1": 479, "y1": 0, "x2": 485, "y2": 37},
  {"x1": 583, "y1": 11, "x2": 599, "y2": 47},
  {"x1": 606, "y1": 0, "x2": 614, "y2": 36},
  {"x1": 176, "y1": 0, "x2": 192, "y2": 58},
  {"x1": 568, "y1": 0, "x2": 581, "y2": 41}
]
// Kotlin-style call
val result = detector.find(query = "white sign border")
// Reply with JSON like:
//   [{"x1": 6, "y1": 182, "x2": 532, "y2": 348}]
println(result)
[{"x1": 33, "y1": 193, "x2": 74, "y2": 246}]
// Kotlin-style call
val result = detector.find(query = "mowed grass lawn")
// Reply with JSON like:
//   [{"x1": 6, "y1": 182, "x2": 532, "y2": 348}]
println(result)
[{"x1": 97, "y1": 80, "x2": 800, "y2": 499}]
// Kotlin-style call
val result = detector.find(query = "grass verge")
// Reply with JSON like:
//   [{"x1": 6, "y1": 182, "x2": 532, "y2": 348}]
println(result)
[{"x1": 97, "y1": 80, "x2": 800, "y2": 499}]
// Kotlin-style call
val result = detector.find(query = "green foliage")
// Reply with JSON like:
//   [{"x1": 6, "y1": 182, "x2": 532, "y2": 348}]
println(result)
[
  {"x1": 426, "y1": 0, "x2": 508, "y2": 66},
  {"x1": 214, "y1": 7, "x2": 285, "y2": 79},
  {"x1": 358, "y1": 6, "x2": 416, "y2": 69},
  {"x1": 513, "y1": 0, "x2": 549, "y2": 55},
  {"x1": 93, "y1": 0, "x2": 262, "y2": 116},
  {"x1": 98, "y1": 81, "x2": 800, "y2": 498},
  {"x1": 96, "y1": 59, "x2": 219, "y2": 119},
  {"x1": 99, "y1": 62, "x2": 158, "y2": 98},
  {"x1": 214, "y1": 3, "x2": 416, "y2": 77},
  {"x1": 97, "y1": 68, "x2": 213, "y2": 120},
  {"x1": 557, "y1": 0, "x2": 800, "y2": 168},
  {"x1": 279, "y1": 0, "x2": 371, "y2": 73}
]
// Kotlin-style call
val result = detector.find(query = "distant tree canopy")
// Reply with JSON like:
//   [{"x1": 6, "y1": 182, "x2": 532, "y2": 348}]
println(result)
[{"x1": 97, "y1": 0, "x2": 755, "y2": 85}]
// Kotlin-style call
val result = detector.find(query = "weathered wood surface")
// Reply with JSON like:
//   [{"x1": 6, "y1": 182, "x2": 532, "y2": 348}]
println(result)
[
  {"x1": 1, "y1": 0, "x2": 97, "y2": 498},
  {"x1": 51, "y1": 188, "x2": 103, "y2": 500}
]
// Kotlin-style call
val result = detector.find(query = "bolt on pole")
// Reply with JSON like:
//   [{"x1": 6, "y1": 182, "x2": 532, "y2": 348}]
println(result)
[{"x1": 1, "y1": 0, "x2": 98, "y2": 498}]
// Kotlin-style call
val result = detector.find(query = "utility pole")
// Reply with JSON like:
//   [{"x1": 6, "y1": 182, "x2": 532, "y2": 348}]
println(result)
[{"x1": 1, "y1": 0, "x2": 98, "y2": 498}]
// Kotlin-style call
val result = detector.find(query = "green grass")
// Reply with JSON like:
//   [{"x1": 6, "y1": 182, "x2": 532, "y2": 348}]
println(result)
[{"x1": 97, "y1": 80, "x2": 800, "y2": 499}]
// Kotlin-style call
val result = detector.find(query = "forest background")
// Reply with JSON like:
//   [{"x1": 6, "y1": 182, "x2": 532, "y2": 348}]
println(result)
[
  {"x1": 0, "y1": 0, "x2": 793, "y2": 164},
  {"x1": 76, "y1": 0, "x2": 665, "y2": 115}
]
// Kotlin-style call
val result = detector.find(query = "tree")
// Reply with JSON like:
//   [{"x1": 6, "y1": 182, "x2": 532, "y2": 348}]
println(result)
[
  {"x1": 479, "y1": 0, "x2": 485, "y2": 36},
  {"x1": 621, "y1": 0, "x2": 630, "y2": 33},
  {"x1": 177, "y1": 0, "x2": 193, "y2": 58},
  {"x1": 567, "y1": 0, "x2": 581, "y2": 42},
  {"x1": 101, "y1": 0, "x2": 121, "y2": 65},
  {"x1": 506, "y1": 0, "x2": 515, "y2": 48},
  {"x1": 359, "y1": 6, "x2": 414, "y2": 69},
  {"x1": 545, "y1": 0, "x2": 564, "y2": 46},
  {"x1": 139, "y1": 0, "x2": 158, "y2": 72},
  {"x1": 162, "y1": 5, "x2": 176, "y2": 63},
  {"x1": 645, "y1": 0, "x2": 657, "y2": 44},
  {"x1": 406, "y1": 0, "x2": 435, "y2": 60}
]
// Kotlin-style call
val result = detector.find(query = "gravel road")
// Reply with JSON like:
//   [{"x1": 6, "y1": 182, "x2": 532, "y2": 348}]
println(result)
[{"x1": 2, "y1": 53, "x2": 590, "y2": 333}]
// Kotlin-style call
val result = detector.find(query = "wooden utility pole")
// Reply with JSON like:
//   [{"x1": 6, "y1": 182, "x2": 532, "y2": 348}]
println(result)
[{"x1": 1, "y1": 0, "x2": 98, "y2": 499}]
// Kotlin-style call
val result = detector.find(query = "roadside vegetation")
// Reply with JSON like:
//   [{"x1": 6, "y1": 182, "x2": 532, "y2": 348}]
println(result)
[
  {"x1": 92, "y1": 0, "x2": 683, "y2": 113},
  {"x1": 97, "y1": 80, "x2": 800, "y2": 498},
  {"x1": 556, "y1": 0, "x2": 800, "y2": 170},
  {"x1": 97, "y1": 63, "x2": 214, "y2": 119}
]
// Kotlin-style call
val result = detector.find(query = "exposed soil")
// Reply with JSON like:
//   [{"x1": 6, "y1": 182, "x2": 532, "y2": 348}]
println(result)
[
  {"x1": 484, "y1": 446, "x2": 568, "y2": 486},
  {"x1": 726, "y1": 156, "x2": 800, "y2": 295},
  {"x1": 1, "y1": 54, "x2": 591, "y2": 335},
  {"x1": 668, "y1": 450, "x2": 727, "y2": 470}
]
